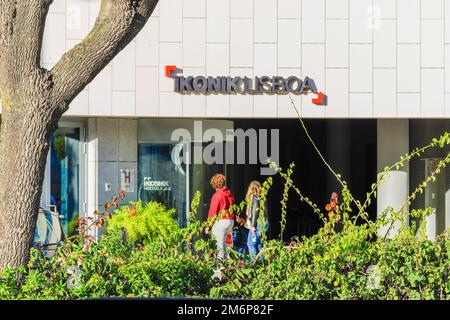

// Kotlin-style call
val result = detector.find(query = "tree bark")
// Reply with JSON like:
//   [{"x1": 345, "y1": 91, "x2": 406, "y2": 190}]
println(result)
[{"x1": 0, "y1": 0, "x2": 159, "y2": 270}]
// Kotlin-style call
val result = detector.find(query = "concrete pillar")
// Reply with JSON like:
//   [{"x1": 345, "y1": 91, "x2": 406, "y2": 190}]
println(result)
[
  {"x1": 326, "y1": 120, "x2": 351, "y2": 198},
  {"x1": 86, "y1": 118, "x2": 138, "y2": 239},
  {"x1": 377, "y1": 119, "x2": 409, "y2": 238}
]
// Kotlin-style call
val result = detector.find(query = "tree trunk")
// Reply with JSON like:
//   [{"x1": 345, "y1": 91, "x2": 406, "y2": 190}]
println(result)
[
  {"x1": 0, "y1": 72, "x2": 59, "y2": 268},
  {"x1": 0, "y1": 0, "x2": 159, "y2": 271}
]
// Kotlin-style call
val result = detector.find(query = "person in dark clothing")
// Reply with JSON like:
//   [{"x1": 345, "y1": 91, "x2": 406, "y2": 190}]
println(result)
[{"x1": 244, "y1": 181, "x2": 269, "y2": 261}]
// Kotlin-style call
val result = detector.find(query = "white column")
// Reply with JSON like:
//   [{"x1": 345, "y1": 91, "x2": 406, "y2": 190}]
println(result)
[{"x1": 377, "y1": 119, "x2": 409, "y2": 238}]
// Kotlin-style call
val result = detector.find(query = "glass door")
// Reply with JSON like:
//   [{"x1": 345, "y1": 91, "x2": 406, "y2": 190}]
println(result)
[
  {"x1": 40, "y1": 123, "x2": 84, "y2": 236},
  {"x1": 138, "y1": 143, "x2": 189, "y2": 227}
]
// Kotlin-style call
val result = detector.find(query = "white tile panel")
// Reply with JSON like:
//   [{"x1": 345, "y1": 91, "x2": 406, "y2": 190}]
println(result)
[
  {"x1": 422, "y1": 20, "x2": 445, "y2": 68},
  {"x1": 206, "y1": 95, "x2": 230, "y2": 117},
  {"x1": 349, "y1": 0, "x2": 372, "y2": 43},
  {"x1": 66, "y1": 91, "x2": 89, "y2": 115},
  {"x1": 350, "y1": 44, "x2": 372, "y2": 92},
  {"x1": 159, "y1": 0, "x2": 182, "y2": 42},
  {"x1": 397, "y1": 44, "x2": 420, "y2": 92},
  {"x1": 230, "y1": 0, "x2": 253, "y2": 18},
  {"x1": 326, "y1": 19, "x2": 348, "y2": 68},
  {"x1": 159, "y1": 92, "x2": 183, "y2": 116},
  {"x1": 278, "y1": 0, "x2": 301, "y2": 19},
  {"x1": 89, "y1": 66, "x2": 112, "y2": 115},
  {"x1": 231, "y1": 19, "x2": 253, "y2": 67},
  {"x1": 255, "y1": 44, "x2": 277, "y2": 75},
  {"x1": 397, "y1": 0, "x2": 420, "y2": 43},
  {"x1": 278, "y1": 19, "x2": 301, "y2": 68},
  {"x1": 183, "y1": 18, "x2": 206, "y2": 67},
  {"x1": 446, "y1": 44, "x2": 450, "y2": 92},
  {"x1": 326, "y1": 69, "x2": 349, "y2": 117},
  {"x1": 207, "y1": 43, "x2": 230, "y2": 75},
  {"x1": 66, "y1": 0, "x2": 89, "y2": 40},
  {"x1": 50, "y1": 0, "x2": 66, "y2": 13},
  {"x1": 397, "y1": 93, "x2": 421, "y2": 118},
  {"x1": 255, "y1": 43, "x2": 278, "y2": 76},
  {"x1": 207, "y1": 0, "x2": 229, "y2": 42},
  {"x1": 136, "y1": 67, "x2": 159, "y2": 116},
  {"x1": 112, "y1": 42, "x2": 136, "y2": 91},
  {"x1": 136, "y1": 17, "x2": 159, "y2": 67},
  {"x1": 421, "y1": 0, "x2": 444, "y2": 19},
  {"x1": 182, "y1": 67, "x2": 206, "y2": 117},
  {"x1": 41, "y1": 13, "x2": 66, "y2": 65},
  {"x1": 349, "y1": 93, "x2": 373, "y2": 117},
  {"x1": 302, "y1": 44, "x2": 325, "y2": 92},
  {"x1": 373, "y1": 69, "x2": 396, "y2": 117},
  {"x1": 254, "y1": 95, "x2": 278, "y2": 118},
  {"x1": 326, "y1": 0, "x2": 348, "y2": 19},
  {"x1": 373, "y1": 0, "x2": 396, "y2": 19},
  {"x1": 302, "y1": 0, "x2": 325, "y2": 44},
  {"x1": 183, "y1": 0, "x2": 206, "y2": 17},
  {"x1": 421, "y1": 69, "x2": 445, "y2": 117},
  {"x1": 374, "y1": 20, "x2": 396, "y2": 68},
  {"x1": 112, "y1": 91, "x2": 136, "y2": 116},
  {"x1": 254, "y1": 0, "x2": 277, "y2": 43}
]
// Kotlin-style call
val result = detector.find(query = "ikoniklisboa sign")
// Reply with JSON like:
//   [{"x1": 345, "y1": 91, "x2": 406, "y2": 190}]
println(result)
[{"x1": 165, "y1": 65, "x2": 327, "y2": 105}]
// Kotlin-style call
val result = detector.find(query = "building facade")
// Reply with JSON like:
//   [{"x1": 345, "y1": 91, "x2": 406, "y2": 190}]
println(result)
[{"x1": 1, "y1": 0, "x2": 450, "y2": 240}]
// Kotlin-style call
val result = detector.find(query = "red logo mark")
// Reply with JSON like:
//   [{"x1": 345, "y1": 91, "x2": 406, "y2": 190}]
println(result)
[
  {"x1": 312, "y1": 91, "x2": 327, "y2": 106},
  {"x1": 165, "y1": 65, "x2": 177, "y2": 78}
]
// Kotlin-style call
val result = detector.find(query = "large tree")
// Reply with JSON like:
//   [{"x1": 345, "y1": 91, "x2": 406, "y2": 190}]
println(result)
[{"x1": 0, "y1": 0, "x2": 159, "y2": 270}]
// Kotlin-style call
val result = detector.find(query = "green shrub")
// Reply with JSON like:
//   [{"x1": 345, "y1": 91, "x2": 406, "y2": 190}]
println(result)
[{"x1": 107, "y1": 201, "x2": 180, "y2": 246}]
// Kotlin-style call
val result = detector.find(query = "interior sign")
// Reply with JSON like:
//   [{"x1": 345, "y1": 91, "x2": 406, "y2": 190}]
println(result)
[{"x1": 165, "y1": 65, "x2": 327, "y2": 105}]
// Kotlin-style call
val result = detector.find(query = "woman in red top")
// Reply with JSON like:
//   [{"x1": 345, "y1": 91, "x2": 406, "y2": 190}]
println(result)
[{"x1": 205, "y1": 173, "x2": 235, "y2": 259}]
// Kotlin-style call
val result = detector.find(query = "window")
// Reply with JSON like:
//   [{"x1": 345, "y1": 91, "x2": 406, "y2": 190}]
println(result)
[{"x1": 138, "y1": 144, "x2": 188, "y2": 226}]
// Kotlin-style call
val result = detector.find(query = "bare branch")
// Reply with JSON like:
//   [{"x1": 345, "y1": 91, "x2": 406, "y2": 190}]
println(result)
[{"x1": 51, "y1": 0, "x2": 159, "y2": 110}]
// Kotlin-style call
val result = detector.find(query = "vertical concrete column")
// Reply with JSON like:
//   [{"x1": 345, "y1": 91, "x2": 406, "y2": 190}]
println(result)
[
  {"x1": 326, "y1": 120, "x2": 351, "y2": 199},
  {"x1": 86, "y1": 118, "x2": 138, "y2": 239},
  {"x1": 377, "y1": 119, "x2": 409, "y2": 238}
]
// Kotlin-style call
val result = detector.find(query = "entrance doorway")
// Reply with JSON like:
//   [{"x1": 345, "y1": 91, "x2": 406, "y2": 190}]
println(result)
[{"x1": 41, "y1": 122, "x2": 85, "y2": 235}]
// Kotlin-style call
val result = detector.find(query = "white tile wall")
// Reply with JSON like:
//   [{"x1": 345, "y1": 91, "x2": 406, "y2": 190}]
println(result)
[
  {"x1": 183, "y1": 0, "x2": 206, "y2": 18},
  {"x1": 397, "y1": 44, "x2": 420, "y2": 92},
  {"x1": 422, "y1": 20, "x2": 445, "y2": 68},
  {"x1": 326, "y1": 0, "x2": 348, "y2": 19},
  {"x1": 112, "y1": 42, "x2": 136, "y2": 91},
  {"x1": 350, "y1": 44, "x2": 372, "y2": 92},
  {"x1": 278, "y1": 19, "x2": 301, "y2": 68},
  {"x1": 397, "y1": 0, "x2": 420, "y2": 43},
  {"x1": 374, "y1": 20, "x2": 396, "y2": 68},
  {"x1": 326, "y1": 69, "x2": 349, "y2": 117},
  {"x1": 183, "y1": 18, "x2": 206, "y2": 67},
  {"x1": 66, "y1": 0, "x2": 89, "y2": 40},
  {"x1": 207, "y1": 0, "x2": 229, "y2": 43},
  {"x1": 230, "y1": 19, "x2": 253, "y2": 67},
  {"x1": 326, "y1": 20, "x2": 348, "y2": 68},
  {"x1": 421, "y1": 0, "x2": 444, "y2": 20},
  {"x1": 136, "y1": 17, "x2": 159, "y2": 67},
  {"x1": 421, "y1": 69, "x2": 445, "y2": 117},
  {"x1": 349, "y1": 0, "x2": 372, "y2": 43},
  {"x1": 398, "y1": 93, "x2": 421, "y2": 118},
  {"x1": 349, "y1": 93, "x2": 373, "y2": 117},
  {"x1": 373, "y1": 0, "x2": 396, "y2": 19},
  {"x1": 373, "y1": 69, "x2": 396, "y2": 117},
  {"x1": 302, "y1": 0, "x2": 325, "y2": 44},
  {"x1": 230, "y1": 0, "x2": 253, "y2": 19},
  {"x1": 35, "y1": 0, "x2": 450, "y2": 119},
  {"x1": 255, "y1": 0, "x2": 277, "y2": 43},
  {"x1": 159, "y1": 0, "x2": 182, "y2": 42},
  {"x1": 278, "y1": 0, "x2": 301, "y2": 19}
]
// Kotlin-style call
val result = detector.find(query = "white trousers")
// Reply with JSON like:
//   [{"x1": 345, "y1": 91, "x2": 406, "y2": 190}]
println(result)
[{"x1": 211, "y1": 219, "x2": 234, "y2": 259}]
